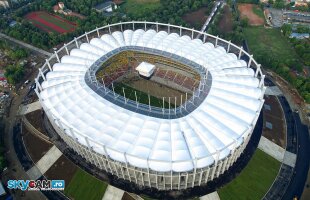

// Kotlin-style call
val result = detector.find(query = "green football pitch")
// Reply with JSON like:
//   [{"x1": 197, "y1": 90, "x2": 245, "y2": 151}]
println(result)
[{"x1": 113, "y1": 82, "x2": 175, "y2": 108}]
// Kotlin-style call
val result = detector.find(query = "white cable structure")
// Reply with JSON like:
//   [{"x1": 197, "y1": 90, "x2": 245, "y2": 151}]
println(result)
[{"x1": 35, "y1": 22, "x2": 265, "y2": 190}]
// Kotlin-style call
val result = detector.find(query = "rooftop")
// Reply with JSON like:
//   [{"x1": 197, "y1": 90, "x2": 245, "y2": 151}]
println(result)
[
  {"x1": 135, "y1": 62, "x2": 156, "y2": 77},
  {"x1": 94, "y1": 1, "x2": 114, "y2": 10},
  {"x1": 38, "y1": 26, "x2": 264, "y2": 172}
]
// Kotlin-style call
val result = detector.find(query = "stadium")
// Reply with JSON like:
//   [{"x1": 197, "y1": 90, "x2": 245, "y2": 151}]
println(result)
[{"x1": 35, "y1": 22, "x2": 265, "y2": 190}]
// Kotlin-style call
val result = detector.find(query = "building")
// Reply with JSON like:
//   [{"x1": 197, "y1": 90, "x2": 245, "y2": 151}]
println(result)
[
  {"x1": 136, "y1": 62, "x2": 156, "y2": 78},
  {"x1": 35, "y1": 22, "x2": 265, "y2": 190},
  {"x1": 0, "y1": 77, "x2": 7, "y2": 87},
  {"x1": 0, "y1": 182, "x2": 6, "y2": 196},
  {"x1": 0, "y1": 0, "x2": 9, "y2": 9},
  {"x1": 264, "y1": 9, "x2": 273, "y2": 26},
  {"x1": 294, "y1": 0, "x2": 310, "y2": 6},
  {"x1": 283, "y1": 11, "x2": 310, "y2": 24},
  {"x1": 9, "y1": 21, "x2": 17, "y2": 27},
  {"x1": 290, "y1": 32, "x2": 310, "y2": 39},
  {"x1": 53, "y1": 2, "x2": 72, "y2": 15},
  {"x1": 94, "y1": 1, "x2": 117, "y2": 13},
  {"x1": 58, "y1": 2, "x2": 65, "y2": 9},
  {"x1": 112, "y1": 0, "x2": 124, "y2": 5},
  {"x1": 0, "y1": 70, "x2": 7, "y2": 87}
]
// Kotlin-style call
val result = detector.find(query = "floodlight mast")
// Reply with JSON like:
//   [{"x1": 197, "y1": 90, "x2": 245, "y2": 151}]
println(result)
[
  {"x1": 162, "y1": 97, "x2": 165, "y2": 113},
  {"x1": 175, "y1": 97, "x2": 177, "y2": 114},
  {"x1": 122, "y1": 87, "x2": 127, "y2": 104},
  {"x1": 148, "y1": 94, "x2": 151, "y2": 111},
  {"x1": 111, "y1": 82, "x2": 116, "y2": 98},
  {"x1": 135, "y1": 91, "x2": 138, "y2": 108},
  {"x1": 102, "y1": 78, "x2": 107, "y2": 93}
]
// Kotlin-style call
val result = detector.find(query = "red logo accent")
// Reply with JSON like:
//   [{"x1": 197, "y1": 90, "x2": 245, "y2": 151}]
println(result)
[{"x1": 29, "y1": 181, "x2": 35, "y2": 188}]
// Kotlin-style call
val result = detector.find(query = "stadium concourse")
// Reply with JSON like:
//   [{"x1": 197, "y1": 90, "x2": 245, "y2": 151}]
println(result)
[{"x1": 34, "y1": 22, "x2": 265, "y2": 190}]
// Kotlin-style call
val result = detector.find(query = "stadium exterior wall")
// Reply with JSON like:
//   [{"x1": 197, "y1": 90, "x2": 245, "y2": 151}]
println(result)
[
  {"x1": 35, "y1": 21, "x2": 265, "y2": 190},
  {"x1": 44, "y1": 106, "x2": 259, "y2": 190}
]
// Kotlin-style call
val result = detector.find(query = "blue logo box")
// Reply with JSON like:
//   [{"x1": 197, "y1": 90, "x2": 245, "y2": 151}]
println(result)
[{"x1": 51, "y1": 180, "x2": 65, "y2": 189}]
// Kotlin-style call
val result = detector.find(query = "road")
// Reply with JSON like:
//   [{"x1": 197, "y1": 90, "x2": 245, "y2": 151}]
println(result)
[
  {"x1": 262, "y1": 75, "x2": 309, "y2": 200},
  {"x1": 283, "y1": 113, "x2": 310, "y2": 200},
  {"x1": 2, "y1": 69, "x2": 46, "y2": 199},
  {"x1": 0, "y1": 32, "x2": 52, "y2": 57}
]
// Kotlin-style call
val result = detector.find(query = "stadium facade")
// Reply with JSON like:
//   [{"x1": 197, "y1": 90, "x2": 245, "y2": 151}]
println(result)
[{"x1": 35, "y1": 22, "x2": 265, "y2": 190}]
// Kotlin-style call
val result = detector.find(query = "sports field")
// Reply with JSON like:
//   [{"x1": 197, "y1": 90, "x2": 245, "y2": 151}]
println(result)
[
  {"x1": 218, "y1": 149, "x2": 280, "y2": 200},
  {"x1": 113, "y1": 82, "x2": 175, "y2": 108},
  {"x1": 64, "y1": 168, "x2": 108, "y2": 200},
  {"x1": 25, "y1": 11, "x2": 77, "y2": 34}
]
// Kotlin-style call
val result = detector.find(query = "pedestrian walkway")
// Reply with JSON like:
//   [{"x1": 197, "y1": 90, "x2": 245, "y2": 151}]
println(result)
[
  {"x1": 26, "y1": 165, "x2": 43, "y2": 180},
  {"x1": 283, "y1": 151, "x2": 297, "y2": 167},
  {"x1": 102, "y1": 185, "x2": 125, "y2": 200},
  {"x1": 258, "y1": 136, "x2": 285, "y2": 162},
  {"x1": 265, "y1": 86, "x2": 283, "y2": 96},
  {"x1": 19, "y1": 101, "x2": 41, "y2": 115},
  {"x1": 200, "y1": 191, "x2": 220, "y2": 200},
  {"x1": 26, "y1": 145, "x2": 62, "y2": 180},
  {"x1": 0, "y1": 32, "x2": 52, "y2": 57},
  {"x1": 258, "y1": 136, "x2": 297, "y2": 168},
  {"x1": 196, "y1": 1, "x2": 222, "y2": 38}
]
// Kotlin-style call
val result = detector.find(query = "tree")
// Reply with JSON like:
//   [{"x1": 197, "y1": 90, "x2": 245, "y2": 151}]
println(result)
[
  {"x1": 4, "y1": 64, "x2": 25, "y2": 85},
  {"x1": 8, "y1": 48, "x2": 28, "y2": 60},
  {"x1": 296, "y1": 25, "x2": 310, "y2": 34},
  {"x1": 240, "y1": 18, "x2": 249, "y2": 28},
  {"x1": 281, "y1": 24, "x2": 292, "y2": 37},
  {"x1": 273, "y1": 0, "x2": 285, "y2": 8}
]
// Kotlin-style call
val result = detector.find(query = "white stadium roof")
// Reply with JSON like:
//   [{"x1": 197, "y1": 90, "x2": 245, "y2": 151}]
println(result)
[{"x1": 40, "y1": 29, "x2": 264, "y2": 172}]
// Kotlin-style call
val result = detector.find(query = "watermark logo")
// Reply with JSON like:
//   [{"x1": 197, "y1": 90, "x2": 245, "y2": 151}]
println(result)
[
  {"x1": 51, "y1": 180, "x2": 65, "y2": 190},
  {"x1": 7, "y1": 180, "x2": 65, "y2": 191}
]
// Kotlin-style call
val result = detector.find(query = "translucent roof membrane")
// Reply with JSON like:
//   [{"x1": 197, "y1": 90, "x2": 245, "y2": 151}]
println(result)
[{"x1": 40, "y1": 29, "x2": 264, "y2": 172}]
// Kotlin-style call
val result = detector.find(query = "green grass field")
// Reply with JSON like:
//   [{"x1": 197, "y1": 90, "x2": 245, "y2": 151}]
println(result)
[
  {"x1": 244, "y1": 26, "x2": 298, "y2": 64},
  {"x1": 252, "y1": 5, "x2": 264, "y2": 19},
  {"x1": 64, "y1": 168, "x2": 108, "y2": 200},
  {"x1": 123, "y1": 0, "x2": 161, "y2": 17},
  {"x1": 218, "y1": 149, "x2": 280, "y2": 200},
  {"x1": 113, "y1": 82, "x2": 174, "y2": 108}
]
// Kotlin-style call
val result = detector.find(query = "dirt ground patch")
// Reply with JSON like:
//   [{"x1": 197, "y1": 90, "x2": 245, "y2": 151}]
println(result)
[
  {"x1": 22, "y1": 128, "x2": 53, "y2": 163},
  {"x1": 25, "y1": 110, "x2": 49, "y2": 136},
  {"x1": 262, "y1": 95, "x2": 286, "y2": 148},
  {"x1": 182, "y1": 7, "x2": 209, "y2": 27},
  {"x1": 44, "y1": 155, "x2": 78, "y2": 186},
  {"x1": 122, "y1": 192, "x2": 135, "y2": 200},
  {"x1": 238, "y1": 4, "x2": 264, "y2": 26},
  {"x1": 219, "y1": 5, "x2": 233, "y2": 33}
]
